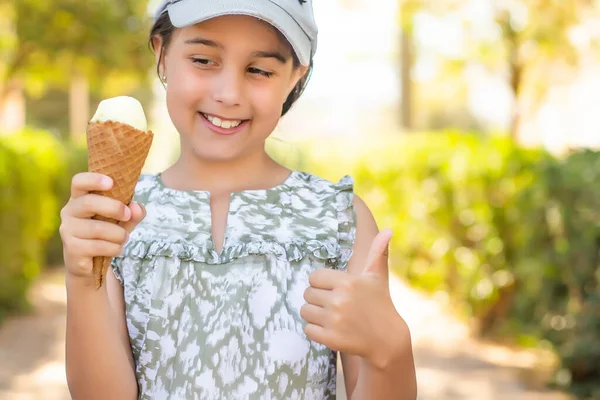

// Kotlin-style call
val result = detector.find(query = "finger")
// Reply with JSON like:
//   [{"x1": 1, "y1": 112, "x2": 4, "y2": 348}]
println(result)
[
  {"x1": 308, "y1": 268, "x2": 344, "y2": 290},
  {"x1": 120, "y1": 203, "x2": 146, "y2": 234},
  {"x1": 69, "y1": 218, "x2": 129, "y2": 244},
  {"x1": 64, "y1": 236, "x2": 124, "y2": 258},
  {"x1": 363, "y1": 229, "x2": 393, "y2": 276},
  {"x1": 70, "y1": 194, "x2": 131, "y2": 222},
  {"x1": 303, "y1": 287, "x2": 331, "y2": 308},
  {"x1": 71, "y1": 172, "x2": 113, "y2": 198},
  {"x1": 300, "y1": 303, "x2": 327, "y2": 326},
  {"x1": 304, "y1": 324, "x2": 337, "y2": 350}
]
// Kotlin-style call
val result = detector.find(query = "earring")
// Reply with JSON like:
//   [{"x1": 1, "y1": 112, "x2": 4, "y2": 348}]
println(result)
[{"x1": 162, "y1": 75, "x2": 167, "y2": 83}]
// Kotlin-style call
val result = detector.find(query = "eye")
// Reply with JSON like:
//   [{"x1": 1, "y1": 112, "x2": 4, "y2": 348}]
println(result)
[
  {"x1": 191, "y1": 57, "x2": 214, "y2": 66},
  {"x1": 248, "y1": 67, "x2": 274, "y2": 78}
]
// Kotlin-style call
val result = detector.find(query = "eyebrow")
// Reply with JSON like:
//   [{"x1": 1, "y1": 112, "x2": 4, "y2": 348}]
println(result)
[
  {"x1": 184, "y1": 38, "x2": 224, "y2": 48},
  {"x1": 250, "y1": 51, "x2": 288, "y2": 64},
  {"x1": 184, "y1": 37, "x2": 288, "y2": 64}
]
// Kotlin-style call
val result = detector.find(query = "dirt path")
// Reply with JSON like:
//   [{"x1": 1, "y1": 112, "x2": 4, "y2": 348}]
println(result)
[
  {"x1": 0, "y1": 270, "x2": 572, "y2": 400},
  {"x1": 388, "y1": 276, "x2": 572, "y2": 400},
  {"x1": 0, "y1": 270, "x2": 70, "y2": 400}
]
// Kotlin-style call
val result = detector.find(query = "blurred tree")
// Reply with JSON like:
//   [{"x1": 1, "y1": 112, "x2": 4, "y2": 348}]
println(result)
[
  {"x1": 480, "y1": 0, "x2": 593, "y2": 139},
  {"x1": 398, "y1": 1, "x2": 417, "y2": 131},
  {"x1": 403, "y1": 0, "x2": 596, "y2": 139},
  {"x1": 0, "y1": 0, "x2": 24, "y2": 133},
  {"x1": 398, "y1": 0, "x2": 461, "y2": 131},
  {"x1": 0, "y1": 0, "x2": 152, "y2": 137}
]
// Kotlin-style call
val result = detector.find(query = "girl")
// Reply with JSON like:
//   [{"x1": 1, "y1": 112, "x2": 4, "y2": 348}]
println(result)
[{"x1": 60, "y1": 0, "x2": 417, "y2": 399}]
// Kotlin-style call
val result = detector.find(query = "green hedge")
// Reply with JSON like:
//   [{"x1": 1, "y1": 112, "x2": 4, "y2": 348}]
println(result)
[
  {"x1": 0, "y1": 129, "x2": 67, "y2": 320},
  {"x1": 530, "y1": 150, "x2": 600, "y2": 397}
]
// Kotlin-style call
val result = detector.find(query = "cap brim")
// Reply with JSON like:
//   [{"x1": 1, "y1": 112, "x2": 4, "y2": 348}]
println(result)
[{"x1": 168, "y1": 0, "x2": 312, "y2": 66}]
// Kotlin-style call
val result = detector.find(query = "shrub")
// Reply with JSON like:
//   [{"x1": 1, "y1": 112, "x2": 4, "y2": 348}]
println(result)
[{"x1": 0, "y1": 128, "x2": 67, "y2": 320}]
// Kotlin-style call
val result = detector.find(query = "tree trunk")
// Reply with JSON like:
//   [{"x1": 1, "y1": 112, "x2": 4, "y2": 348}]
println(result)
[
  {"x1": 400, "y1": 27, "x2": 413, "y2": 131},
  {"x1": 0, "y1": 79, "x2": 26, "y2": 135},
  {"x1": 69, "y1": 73, "x2": 89, "y2": 139},
  {"x1": 500, "y1": 9, "x2": 523, "y2": 142},
  {"x1": 508, "y1": 57, "x2": 523, "y2": 142}
]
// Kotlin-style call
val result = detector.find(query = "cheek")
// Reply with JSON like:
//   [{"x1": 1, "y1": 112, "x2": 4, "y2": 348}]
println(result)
[
  {"x1": 165, "y1": 71, "x2": 210, "y2": 130},
  {"x1": 167, "y1": 71, "x2": 207, "y2": 108},
  {"x1": 165, "y1": 84, "x2": 194, "y2": 133},
  {"x1": 249, "y1": 85, "x2": 286, "y2": 119}
]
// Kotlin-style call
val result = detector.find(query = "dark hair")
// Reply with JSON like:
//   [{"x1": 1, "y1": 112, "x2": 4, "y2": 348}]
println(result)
[{"x1": 149, "y1": 12, "x2": 313, "y2": 116}]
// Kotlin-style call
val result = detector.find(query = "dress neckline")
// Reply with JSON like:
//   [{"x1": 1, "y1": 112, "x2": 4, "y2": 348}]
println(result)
[
  {"x1": 152, "y1": 169, "x2": 301, "y2": 256},
  {"x1": 154, "y1": 170, "x2": 301, "y2": 197}
]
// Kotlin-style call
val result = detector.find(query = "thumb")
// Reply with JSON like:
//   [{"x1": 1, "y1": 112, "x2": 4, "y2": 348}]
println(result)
[
  {"x1": 121, "y1": 202, "x2": 146, "y2": 234},
  {"x1": 363, "y1": 229, "x2": 393, "y2": 277}
]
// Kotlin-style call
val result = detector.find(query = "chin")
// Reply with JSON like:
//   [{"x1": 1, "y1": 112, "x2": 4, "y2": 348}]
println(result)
[{"x1": 190, "y1": 144, "x2": 244, "y2": 163}]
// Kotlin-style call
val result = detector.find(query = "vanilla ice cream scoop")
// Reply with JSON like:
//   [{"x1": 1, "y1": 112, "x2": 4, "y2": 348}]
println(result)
[{"x1": 91, "y1": 96, "x2": 147, "y2": 132}]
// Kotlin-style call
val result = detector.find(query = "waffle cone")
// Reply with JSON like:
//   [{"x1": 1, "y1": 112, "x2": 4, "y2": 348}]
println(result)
[{"x1": 87, "y1": 121, "x2": 153, "y2": 289}]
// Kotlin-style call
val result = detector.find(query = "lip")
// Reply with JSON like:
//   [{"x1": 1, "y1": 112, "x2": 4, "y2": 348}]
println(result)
[
  {"x1": 201, "y1": 111, "x2": 247, "y2": 121},
  {"x1": 199, "y1": 112, "x2": 249, "y2": 136}
]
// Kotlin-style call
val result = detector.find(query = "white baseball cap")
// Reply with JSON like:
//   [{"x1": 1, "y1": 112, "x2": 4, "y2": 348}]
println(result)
[{"x1": 154, "y1": 0, "x2": 318, "y2": 66}]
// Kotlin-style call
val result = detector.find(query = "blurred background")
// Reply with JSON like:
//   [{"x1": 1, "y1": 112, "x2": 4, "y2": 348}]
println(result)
[{"x1": 1, "y1": 0, "x2": 600, "y2": 399}]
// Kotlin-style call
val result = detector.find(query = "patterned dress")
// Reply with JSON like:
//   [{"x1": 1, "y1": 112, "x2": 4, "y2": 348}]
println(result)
[{"x1": 111, "y1": 171, "x2": 357, "y2": 400}]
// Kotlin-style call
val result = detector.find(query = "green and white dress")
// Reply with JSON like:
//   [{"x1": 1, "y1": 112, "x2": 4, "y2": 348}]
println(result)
[{"x1": 111, "y1": 171, "x2": 356, "y2": 400}]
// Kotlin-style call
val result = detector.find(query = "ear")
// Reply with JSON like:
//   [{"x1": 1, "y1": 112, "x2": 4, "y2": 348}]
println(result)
[{"x1": 286, "y1": 65, "x2": 309, "y2": 95}]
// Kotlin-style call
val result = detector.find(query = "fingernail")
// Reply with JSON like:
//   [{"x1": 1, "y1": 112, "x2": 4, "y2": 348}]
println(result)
[
  {"x1": 101, "y1": 176, "x2": 113, "y2": 189},
  {"x1": 124, "y1": 207, "x2": 132, "y2": 221}
]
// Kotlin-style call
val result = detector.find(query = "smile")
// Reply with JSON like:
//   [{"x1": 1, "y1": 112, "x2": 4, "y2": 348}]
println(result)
[
  {"x1": 200, "y1": 112, "x2": 244, "y2": 129},
  {"x1": 198, "y1": 112, "x2": 250, "y2": 136}
]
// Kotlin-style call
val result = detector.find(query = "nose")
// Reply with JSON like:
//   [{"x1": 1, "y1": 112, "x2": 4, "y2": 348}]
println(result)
[{"x1": 212, "y1": 67, "x2": 243, "y2": 107}]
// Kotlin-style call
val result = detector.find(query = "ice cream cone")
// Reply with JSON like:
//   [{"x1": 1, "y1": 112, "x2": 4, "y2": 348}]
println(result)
[{"x1": 87, "y1": 120, "x2": 153, "y2": 288}]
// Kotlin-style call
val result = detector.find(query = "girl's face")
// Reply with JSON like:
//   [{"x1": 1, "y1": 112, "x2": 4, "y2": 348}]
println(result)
[{"x1": 155, "y1": 15, "x2": 308, "y2": 163}]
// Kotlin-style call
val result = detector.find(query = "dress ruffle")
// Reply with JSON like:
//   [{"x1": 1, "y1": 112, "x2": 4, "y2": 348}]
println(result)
[
  {"x1": 120, "y1": 238, "x2": 343, "y2": 266},
  {"x1": 334, "y1": 176, "x2": 356, "y2": 271}
]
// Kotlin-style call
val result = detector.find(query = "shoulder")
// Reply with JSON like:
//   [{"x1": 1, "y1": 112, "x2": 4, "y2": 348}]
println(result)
[
  {"x1": 132, "y1": 173, "x2": 159, "y2": 204},
  {"x1": 291, "y1": 171, "x2": 357, "y2": 220},
  {"x1": 133, "y1": 173, "x2": 157, "y2": 191},
  {"x1": 352, "y1": 195, "x2": 375, "y2": 226},
  {"x1": 292, "y1": 170, "x2": 371, "y2": 223},
  {"x1": 136, "y1": 173, "x2": 157, "y2": 188},
  {"x1": 293, "y1": 170, "x2": 351, "y2": 187},
  {"x1": 293, "y1": 171, "x2": 355, "y2": 195},
  {"x1": 348, "y1": 194, "x2": 380, "y2": 274},
  {"x1": 292, "y1": 172, "x2": 379, "y2": 263}
]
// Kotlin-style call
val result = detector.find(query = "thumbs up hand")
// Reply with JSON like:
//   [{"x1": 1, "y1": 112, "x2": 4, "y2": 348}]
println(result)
[{"x1": 301, "y1": 229, "x2": 405, "y2": 369}]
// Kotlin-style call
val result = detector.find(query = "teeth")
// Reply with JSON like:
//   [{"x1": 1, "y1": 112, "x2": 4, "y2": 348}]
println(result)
[{"x1": 203, "y1": 113, "x2": 242, "y2": 129}]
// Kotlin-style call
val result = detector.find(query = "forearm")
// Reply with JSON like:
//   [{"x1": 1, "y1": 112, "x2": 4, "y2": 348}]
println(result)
[
  {"x1": 350, "y1": 356, "x2": 417, "y2": 400},
  {"x1": 65, "y1": 274, "x2": 137, "y2": 400},
  {"x1": 350, "y1": 322, "x2": 417, "y2": 400}
]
